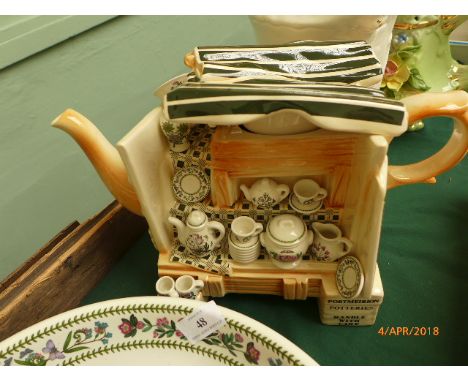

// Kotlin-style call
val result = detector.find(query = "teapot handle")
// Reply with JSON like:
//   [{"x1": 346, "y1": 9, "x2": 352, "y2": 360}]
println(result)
[
  {"x1": 207, "y1": 221, "x2": 226, "y2": 248},
  {"x1": 387, "y1": 91, "x2": 468, "y2": 189},
  {"x1": 277, "y1": 184, "x2": 290, "y2": 201}
]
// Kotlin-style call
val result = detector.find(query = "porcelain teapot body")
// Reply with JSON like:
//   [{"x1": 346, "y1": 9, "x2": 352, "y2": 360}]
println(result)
[
  {"x1": 240, "y1": 178, "x2": 290, "y2": 209},
  {"x1": 168, "y1": 210, "x2": 225, "y2": 256}
]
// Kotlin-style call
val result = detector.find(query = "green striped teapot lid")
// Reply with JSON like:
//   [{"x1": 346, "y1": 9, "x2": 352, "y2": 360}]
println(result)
[{"x1": 159, "y1": 40, "x2": 408, "y2": 137}]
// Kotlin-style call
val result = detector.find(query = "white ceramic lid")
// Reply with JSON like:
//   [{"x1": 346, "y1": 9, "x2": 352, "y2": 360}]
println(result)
[
  {"x1": 187, "y1": 210, "x2": 206, "y2": 227},
  {"x1": 336, "y1": 255, "x2": 364, "y2": 298},
  {"x1": 267, "y1": 214, "x2": 306, "y2": 244}
]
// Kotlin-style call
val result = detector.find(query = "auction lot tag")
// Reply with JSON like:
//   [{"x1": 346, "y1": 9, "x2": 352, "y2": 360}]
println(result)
[{"x1": 176, "y1": 300, "x2": 225, "y2": 343}]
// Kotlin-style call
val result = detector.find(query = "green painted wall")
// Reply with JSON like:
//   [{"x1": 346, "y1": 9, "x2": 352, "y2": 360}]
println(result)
[{"x1": 0, "y1": 16, "x2": 254, "y2": 280}]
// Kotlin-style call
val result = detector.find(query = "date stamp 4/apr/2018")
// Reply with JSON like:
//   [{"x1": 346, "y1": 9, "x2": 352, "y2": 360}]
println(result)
[{"x1": 377, "y1": 326, "x2": 440, "y2": 336}]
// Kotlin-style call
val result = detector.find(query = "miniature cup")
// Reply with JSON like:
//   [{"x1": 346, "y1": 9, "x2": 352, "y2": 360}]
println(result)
[
  {"x1": 228, "y1": 233, "x2": 260, "y2": 263},
  {"x1": 231, "y1": 216, "x2": 263, "y2": 245},
  {"x1": 311, "y1": 222, "x2": 352, "y2": 262},
  {"x1": 160, "y1": 115, "x2": 191, "y2": 152},
  {"x1": 175, "y1": 275, "x2": 204, "y2": 299},
  {"x1": 293, "y1": 179, "x2": 327, "y2": 206},
  {"x1": 156, "y1": 276, "x2": 179, "y2": 297}
]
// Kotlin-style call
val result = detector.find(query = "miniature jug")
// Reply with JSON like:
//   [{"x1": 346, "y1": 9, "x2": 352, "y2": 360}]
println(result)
[
  {"x1": 240, "y1": 178, "x2": 289, "y2": 209},
  {"x1": 311, "y1": 222, "x2": 353, "y2": 262},
  {"x1": 168, "y1": 210, "x2": 225, "y2": 256}
]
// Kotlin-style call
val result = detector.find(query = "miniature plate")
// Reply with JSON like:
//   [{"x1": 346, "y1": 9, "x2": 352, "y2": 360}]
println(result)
[
  {"x1": 172, "y1": 166, "x2": 210, "y2": 204},
  {"x1": 0, "y1": 296, "x2": 317, "y2": 366},
  {"x1": 335, "y1": 256, "x2": 364, "y2": 299},
  {"x1": 288, "y1": 193, "x2": 322, "y2": 215}
]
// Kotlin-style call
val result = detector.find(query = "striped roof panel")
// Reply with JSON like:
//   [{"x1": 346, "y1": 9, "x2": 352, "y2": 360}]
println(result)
[
  {"x1": 191, "y1": 40, "x2": 383, "y2": 87},
  {"x1": 159, "y1": 41, "x2": 408, "y2": 137}
]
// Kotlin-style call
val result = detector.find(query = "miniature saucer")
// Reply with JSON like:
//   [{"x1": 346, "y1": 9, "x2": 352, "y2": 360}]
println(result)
[
  {"x1": 288, "y1": 194, "x2": 322, "y2": 215},
  {"x1": 229, "y1": 231, "x2": 259, "y2": 249},
  {"x1": 172, "y1": 166, "x2": 210, "y2": 203},
  {"x1": 335, "y1": 255, "x2": 364, "y2": 299}
]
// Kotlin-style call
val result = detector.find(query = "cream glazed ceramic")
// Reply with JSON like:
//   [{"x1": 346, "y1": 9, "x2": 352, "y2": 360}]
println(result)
[
  {"x1": 174, "y1": 275, "x2": 204, "y2": 299},
  {"x1": 50, "y1": 40, "x2": 468, "y2": 326},
  {"x1": 168, "y1": 210, "x2": 225, "y2": 256},
  {"x1": 228, "y1": 233, "x2": 261, "y2": 264},
  {"x1": 290, "y1": 179, "x2": 327, "y2": 213},
  {"x1": 155, "y1": 276, "x2": 179, "y2": 297},
  {"x1": 240, "y1": 178, "x2": 289, "y2": 209},
  {"x1": 0, "y1": 297, "x2": 317, "y2": 366},
  {"x1": 311, "y1": 222, "x2": 353, "y2": 262},
  {"x1": 260, "y1": 214, "x2": 314, "y2": 269},
  {"x1": 231, "y1": 216, "x2": 263, "y2": 245}
]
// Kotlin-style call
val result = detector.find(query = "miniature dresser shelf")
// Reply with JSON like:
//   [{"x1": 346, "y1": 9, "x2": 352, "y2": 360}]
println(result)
[{"x1": 167, "y1": 196, "x2": 342, "y2": 275}]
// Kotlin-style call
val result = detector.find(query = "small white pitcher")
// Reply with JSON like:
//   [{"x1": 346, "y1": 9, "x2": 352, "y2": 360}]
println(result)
[
  {"x1": 156, "y1": 276, "x2": 179, "y2": 297},
  {"x1": 175, "y1": 275, "x2": 204, "y2": 299},
  {"x1": 311, "y1": 222, "x2": 352, "y2": 262}
]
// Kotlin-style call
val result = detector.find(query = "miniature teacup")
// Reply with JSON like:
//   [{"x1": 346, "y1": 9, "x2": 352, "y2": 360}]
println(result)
[
  {"x1": 231, "y1": 216, "x2": 263, "y2": 245},
  {"x1": 156, "y1": 276, "x2": 179, "y2": 297},
  {"x1": 293, "y1": 179, "x2": 327, "y2": 207},
  {"x1": 311, "y1": 222, "x2": 352, "y2": 262},
  {"x1": 175, "y1": 275, "x2": 204, "y2": 299}
]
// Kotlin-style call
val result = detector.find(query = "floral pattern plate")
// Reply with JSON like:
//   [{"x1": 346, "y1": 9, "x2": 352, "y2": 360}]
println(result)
[
  {"x1": 0, "y1": 297, "x2": 317, "y2": 366},
  {"x1": 172, "y1": 166, "x2": 210, "y2": 204}
]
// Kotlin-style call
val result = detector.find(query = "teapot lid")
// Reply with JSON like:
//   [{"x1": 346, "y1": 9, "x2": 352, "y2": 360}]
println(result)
[
  {"x1": 267, "y1": 214, "x2": 306, "y2": 245},
  {"x1": 187, "y1": 210, "x2": 207, "y2": 227}
]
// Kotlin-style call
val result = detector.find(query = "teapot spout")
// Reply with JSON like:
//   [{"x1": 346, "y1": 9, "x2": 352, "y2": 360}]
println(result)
[{"x1": 52, "y1": 108, "x2": 142, "y2": 216}]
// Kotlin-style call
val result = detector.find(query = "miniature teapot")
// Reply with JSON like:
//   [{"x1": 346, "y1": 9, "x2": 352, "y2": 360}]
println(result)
[
  {"x1": 240, "y1": 178, "x2": 289, "y2": 209},
  {"x1": 260, "y1": 214, "x2": 314, "y2": 269},
  {"x1": 168, "y1": 210, "x2": 225, "y2": 256}
]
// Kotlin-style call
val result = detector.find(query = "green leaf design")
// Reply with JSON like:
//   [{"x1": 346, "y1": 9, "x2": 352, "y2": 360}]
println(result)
[
  {"x1": 129, "y1": 314, "x2": 138, "y2": 327},
  {"x1": 1, "y1": 303, "x2": 305, "y2": 366},
  {"x1": 408, "y1": 68, "x2": 430, "y2": 91},
  {"x1": 64, "y1": 346, "x2": 89, "y2": 354},
  {"x1": 14, "y1": 359, "x2": 47, "y2": 366},
  {"x1": 63, "y1": 332, "x2": 72, "y2": 351}
]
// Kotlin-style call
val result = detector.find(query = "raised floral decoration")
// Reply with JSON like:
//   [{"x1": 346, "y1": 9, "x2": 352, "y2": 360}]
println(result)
[{"x1": 381, "y1": 33, "x2": 430, "y2": 99}]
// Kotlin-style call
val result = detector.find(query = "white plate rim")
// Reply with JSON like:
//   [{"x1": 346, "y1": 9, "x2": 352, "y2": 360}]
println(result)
[
  {"x1": 172, "y1": 166, "x2": 210, "y2": 203},
  {"x1": 0, "y1": 296, "x2": 318, "y2": 366}
]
